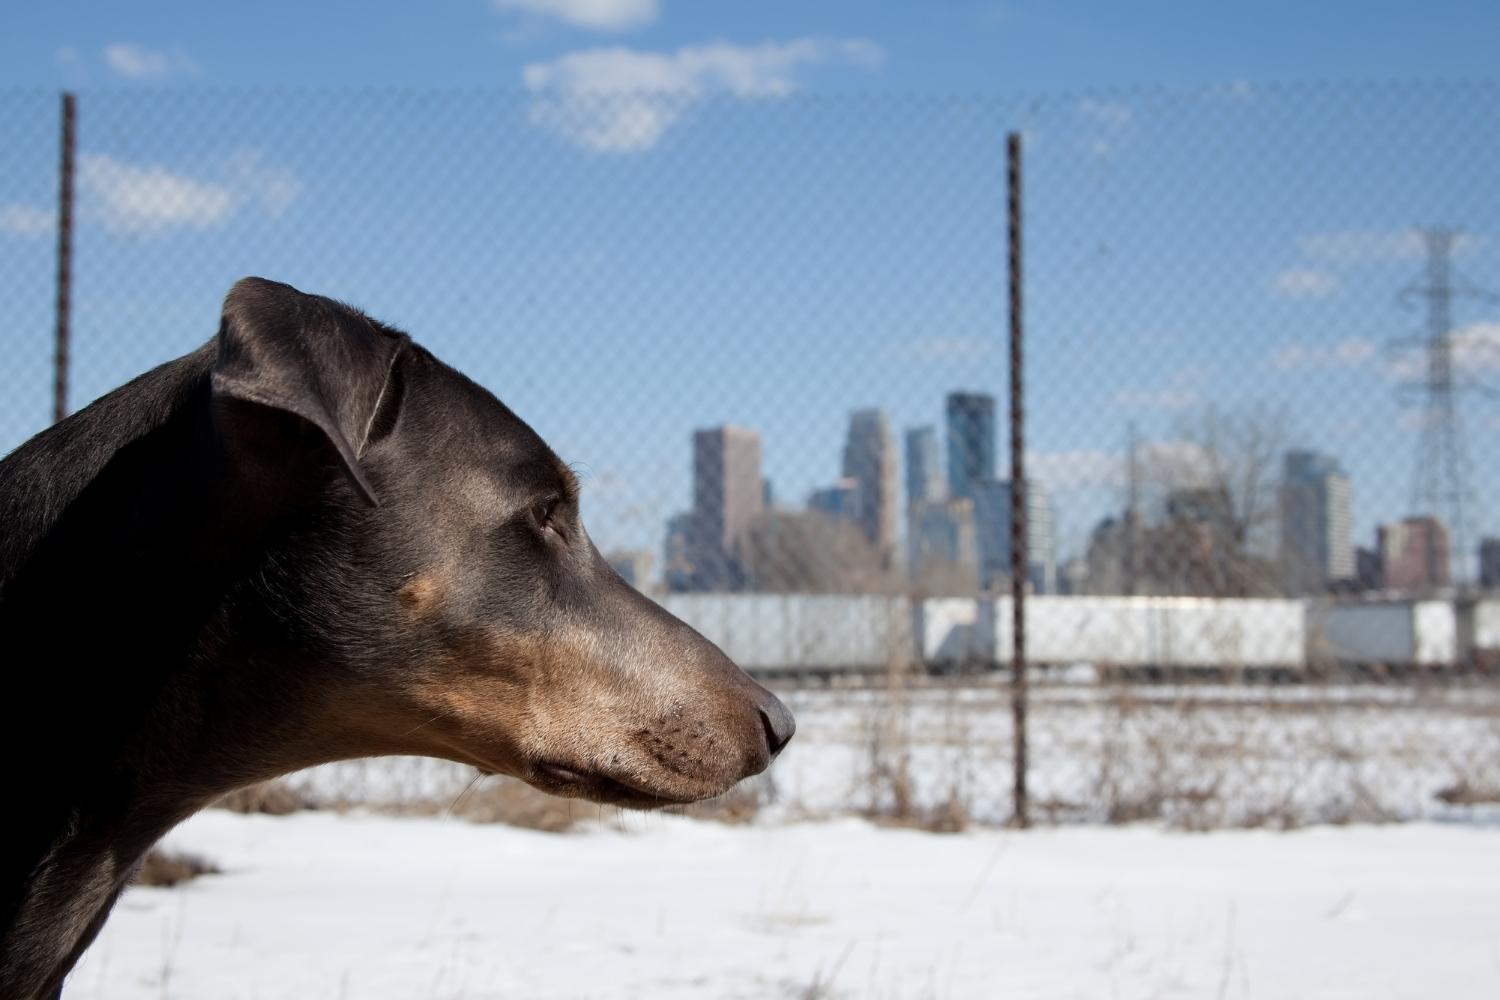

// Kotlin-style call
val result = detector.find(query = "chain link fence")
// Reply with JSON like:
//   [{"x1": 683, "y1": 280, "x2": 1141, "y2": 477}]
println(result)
[{"x1": 3, "y1": 83, "x2": 1499, "y2": 829}]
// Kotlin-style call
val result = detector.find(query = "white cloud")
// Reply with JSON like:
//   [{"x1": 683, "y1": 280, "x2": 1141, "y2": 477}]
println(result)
[
  {"x1": 1076, "y1": 98, "x2": 1133, "y2": 158},
  {"x1": 1270, "y1": 337, "x2": 1376, "y2": 372},
  {"x1": 76, "y1": 152, "x2": 299, "y2": 237},
  {"x1": 1270, "y1": 268, "x2": 1340, "y2": 299},
  {"x1": 1297, "y1": 229, "x2": 1482, "y2": 264},
  {"x1": 0, "y1": 203, "x2": 55, "y2": 237},
  {"x1": 1112, "y1": 386, "x2": 1200, "y2": 411},
  {"x1": 493, "y1": 0, "x2": 658, "y2": 32},
  {"x1": 522, "y1": 38, "x2": 884, "y2": 152},
  {"x1": 1026, "y1": 449, "x2": 1122, "y2": 491},
  {"x1": 1077, "y1": 98, "x2": 1132, "y2": 128},
  {"x1": 224, "y1": 150, "x2": 302, "y2": 218},
  {"x1": 103, "y1": 43, "x2": 198, "y2": 80},
  {"x1": 1027, "y1": 440, "x2": 1212, "y2": 492},
  {"x1": 1137, "y1": 440, "x2": 1219, "y2": 490},
  {"x1": 1452, "y1": 322, "x2": 1500, "y2": 375},
  {"x1": 80, "y1": 154, "x2": 233, "y2": 234},
  {"x1": 1386, "y1": 322, "x2": 1500, "y2": 381},
  {"x1": 1112, "y1": 364, "x2": 1206, "y2": 412}
]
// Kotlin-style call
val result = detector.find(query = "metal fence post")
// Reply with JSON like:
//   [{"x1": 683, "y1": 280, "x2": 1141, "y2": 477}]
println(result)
[
  {"x1": 1007, "y1": 131, "x2": 1029, "y2": 828},
  {"x1": 53, "y1": 91, "x2": 76, "y2": 425}
]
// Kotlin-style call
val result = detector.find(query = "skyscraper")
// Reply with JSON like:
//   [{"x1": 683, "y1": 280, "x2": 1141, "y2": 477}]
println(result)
[
  {"x1": 905, "y1": 425, "x2": 945, "y2": 579},
  {"x1": 910, "y1": 497, "x2": 979, "y2": 591},
  {"x1": 808, "y1": 478, "x2": 860, "y2": 521},
  {"x1": 841, "y1": 409, "x2": 898, "y2": 564},
  {"x1": 945, "y1": 392, "x2": 996, "y2": 501},
  {"x1": 662, "y1": 510, "x2": 700, "y2": 592},
  {"x1": 605, "y1": 550, "x2": 654, "y2": 591},
  {"x1": 904, "y1": 426, "x2": 944, "y2": 507},
  {"x1": 691, "y1": 425, "x2": 764, "y2": 589},
  {"x1": 1480, "y1": 537, "x2": 1500, "y2": 589},
  {"x1": 1279, "y1": 450, "x2": 1354, "y2": 595},
  {"x1": 972, "y1": 478, "x2": 1055, "y2": 593},
  {"x1": 1378, "y1": 516, "x2": 1450, "y2": 591}
]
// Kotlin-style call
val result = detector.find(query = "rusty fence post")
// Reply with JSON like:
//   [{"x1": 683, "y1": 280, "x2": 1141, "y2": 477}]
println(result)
[
  {"x1": 1007, "y1": 131, "x2": 1029, "y2": 828},
  {"x1": 53, "y1": 91, "x2": 76, "y2": 425}
]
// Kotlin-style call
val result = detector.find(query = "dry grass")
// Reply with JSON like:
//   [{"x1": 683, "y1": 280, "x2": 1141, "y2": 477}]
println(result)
[
  {"x1": 135, "y1": 849, "x2": 220, "y2": 888},
  {"x1": 1435, "y1": 779, "x2": 1500, "y2": 806},
  {"x1": 857, "y1": 668, "x2": 975, "y2": 834},
  {"x1": 214, "y1": 779, "x2": 315, "y2": 816},
  {"x1": 413, "y1": 774, "x2": 771, "y2": 831},
  {"x1": 678, "y1": 780, "x2": 766, "y2": 824},
  {"x1": 436, "y1": 776, "x2": 580, "y2": 832}
]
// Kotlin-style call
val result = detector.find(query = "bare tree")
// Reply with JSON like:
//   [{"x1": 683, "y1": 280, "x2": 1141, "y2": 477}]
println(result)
[
  {"x1": 738, "y1": 510, "x2": 898, "y2": 594},
  {"x1": 1129, "y1": 403, "x2": 1290, "y2": 597}
]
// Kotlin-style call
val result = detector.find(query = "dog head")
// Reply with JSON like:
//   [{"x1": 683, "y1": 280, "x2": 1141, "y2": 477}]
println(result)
[{"x1": 210, "y1": 277, "x2": 793, "y2": 807}]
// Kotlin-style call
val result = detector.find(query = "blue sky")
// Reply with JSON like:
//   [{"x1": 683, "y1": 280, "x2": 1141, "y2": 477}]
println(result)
[
  {"x1": 5, "y1": 1, "x2": 1500, "y2": 91},
  {"x1": 2, "y1": 2, "x2": 1499, "y2": 574}
]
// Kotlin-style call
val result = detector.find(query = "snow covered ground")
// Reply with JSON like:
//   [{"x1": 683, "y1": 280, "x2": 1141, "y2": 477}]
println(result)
[{"x1": 70, "y1": 810, "x2": 1500, "y2": 999}]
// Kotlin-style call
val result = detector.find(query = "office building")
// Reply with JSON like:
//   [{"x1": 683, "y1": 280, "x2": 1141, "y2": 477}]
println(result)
[
  {"x1": 910, "y1": 497, "x2": 979, "y2": 588},
  {"x1": 1378, "y1": 516, "x2": 1450, "y2": 591},
  {"x1": 904, "y1": 425, "x2": 944, "y2": 507},
  {"x1": 691, "y1": 425, "x2": 764, "y2": 589},
  {"x1": 1279, "y1": 450, "x2": 1354, "y2": 594},
  {"x1": 945, "y1": 392, "x2": 995, "y2": 501},
  {"x1": 972, "y1": 477, "x2": 1055, "y2": 593},
  {"x1": 841, "y1": 409, "x2": 898, "y2": 563}
]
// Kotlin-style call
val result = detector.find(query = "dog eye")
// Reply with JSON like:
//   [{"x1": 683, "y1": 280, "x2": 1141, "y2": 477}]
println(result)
[{"x1": 531, "y1": 496, "x2": 560, "y2": 532}]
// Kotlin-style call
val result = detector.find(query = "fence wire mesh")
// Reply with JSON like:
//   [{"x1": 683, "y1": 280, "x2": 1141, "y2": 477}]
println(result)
[{"x1": 2, "y1": 83, "x2": 1499, "y2": 829}]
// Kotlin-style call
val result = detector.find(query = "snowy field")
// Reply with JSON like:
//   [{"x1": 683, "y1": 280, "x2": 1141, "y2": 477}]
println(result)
[{"x1": 71, "y1": 810, "x2": 1500, "y2": 999}]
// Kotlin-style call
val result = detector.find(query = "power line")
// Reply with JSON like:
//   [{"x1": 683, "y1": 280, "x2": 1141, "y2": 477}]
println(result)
[{"x1": 1393, "y1": 227, "x2": 1497, "y2": 585}]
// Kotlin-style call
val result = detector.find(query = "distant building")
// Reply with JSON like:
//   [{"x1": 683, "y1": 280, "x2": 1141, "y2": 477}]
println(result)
[
  {"x1": 808, "y1": 478, "x2": 860, "y2": 521},
  {"x1": 910, "y1": 497, "x2": 979, "y2": 590},
  {"x1": 1479, "y1": 537, "x2": 1500, "y2": 590},
  {"x1": 1084, "y1": 510, "x2": 1144, "y2": 596},
  {"x1": 662, "y1": 511, "x2": 700, "y2": 592},
  {"x1": 691, "y1": 426, "x2": 764, "y2": 590},
  {"x1": 1058, "y1": 557, "x2": 1089, "y2": 596},
  {"x1": 605, "y1": 550, "x2": 655, "y2": 591},
  {"x1": 972, "y1": 478, "x2": 1055, "y2": 593},
  {"x1": 904, "y1": 425, "x2": 945, "y2": 580},
  {"x1": 1166, "y1": 486, "x2": 1237, "y2": 543},
  {"x1": 841, "y1": 409, "x2": 899, "y2": 564},
  {"x1": 904, "y1": 426, "x2": 945, "y2": 507},
  {"x1": 945, "y1": 392, "x2": 995, "y2": 501},
  {"x1": 1355, "y1": 546, "x2": 1383, "y2": 592},
  {"x1": 1378, "y1": 516, "x2": 1450, "y2": 591},
  {"x1": 737, "y1": 509, "x2": 890, "y2": 594},
  {"x1": 1278, "y1": 450, "x2": 1354, "y2": 595}
]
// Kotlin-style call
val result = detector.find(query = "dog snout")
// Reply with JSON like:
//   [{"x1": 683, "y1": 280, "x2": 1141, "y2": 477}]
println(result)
[{"x1": 757, "y1": 694, "x2": 795, "y2": 756}]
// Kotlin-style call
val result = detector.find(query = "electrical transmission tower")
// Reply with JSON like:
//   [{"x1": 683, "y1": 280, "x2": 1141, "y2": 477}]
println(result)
[{"x1": 1394, "y1": 227, "x2": 1497, "y2": 585}]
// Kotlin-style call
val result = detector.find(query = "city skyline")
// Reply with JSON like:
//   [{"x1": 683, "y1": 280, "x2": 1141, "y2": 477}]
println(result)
[{"x1": 655, "y1": 382, "x2": 1490, "y2": 596}]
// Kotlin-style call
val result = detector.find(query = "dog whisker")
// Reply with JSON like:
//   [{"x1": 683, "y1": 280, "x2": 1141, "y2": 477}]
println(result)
[
  {"x1": 443, "y1": 773, "x2": 485, "y2": 821},
  {"x1": 396, "y1": 711, "x2": 450, "y2": 740}
]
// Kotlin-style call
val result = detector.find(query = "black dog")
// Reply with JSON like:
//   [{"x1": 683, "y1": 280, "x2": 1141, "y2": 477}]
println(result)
[{"x1": 0, "y1": 277, "x2": 794, "y2": 998}]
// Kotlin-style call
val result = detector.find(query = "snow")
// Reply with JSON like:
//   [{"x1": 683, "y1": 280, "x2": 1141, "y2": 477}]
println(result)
[{"x1": 70, "y1": 810, "x2": 1500, "y2": 999}]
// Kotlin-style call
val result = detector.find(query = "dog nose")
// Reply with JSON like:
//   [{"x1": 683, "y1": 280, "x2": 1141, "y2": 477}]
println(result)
[{"x1": 757, "y1": 696, "x2": 796, "y2": 756}]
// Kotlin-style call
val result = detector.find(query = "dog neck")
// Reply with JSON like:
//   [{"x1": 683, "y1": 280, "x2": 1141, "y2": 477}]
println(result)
[
  {"x1": 0, "y1": 634, "x2": 362, "y2": 1000},
  {"x1": 0, "y1": 347, "x2": 367, "y2": 999}
]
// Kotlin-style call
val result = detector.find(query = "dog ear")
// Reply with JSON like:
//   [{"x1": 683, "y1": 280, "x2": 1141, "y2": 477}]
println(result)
[{"x1": 210, "y1": 276, "x2": 407, "y2": 506}]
